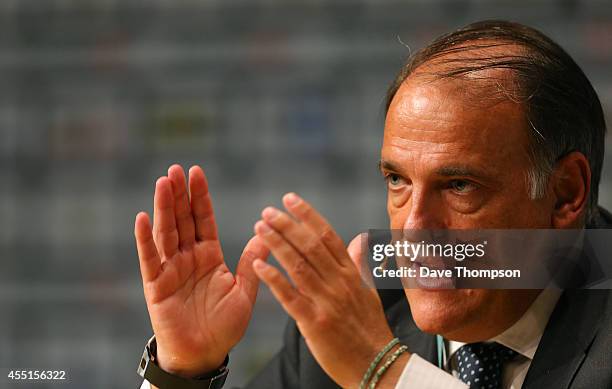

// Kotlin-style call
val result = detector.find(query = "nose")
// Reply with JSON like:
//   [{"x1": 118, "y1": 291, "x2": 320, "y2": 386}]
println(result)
[
  {"x1": 397, "y1": 189, "x2": 451, "y2": 271},
  {"x1": 402, "y1": 187, "x2": 445, "y2": 233}
]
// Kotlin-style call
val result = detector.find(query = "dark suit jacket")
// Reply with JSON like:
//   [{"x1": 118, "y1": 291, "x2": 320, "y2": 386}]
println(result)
[{"x1": 244, "y1": 209, "x2": 612, "y2": 389}]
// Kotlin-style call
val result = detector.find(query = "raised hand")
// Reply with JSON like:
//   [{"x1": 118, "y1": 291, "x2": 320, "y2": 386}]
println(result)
[
  {"x1": 252, "y1": 193, "x2": 408, "y2": 389},
  {"x1": 135, "y1": 165, "x2": 269, "y2": 377}
]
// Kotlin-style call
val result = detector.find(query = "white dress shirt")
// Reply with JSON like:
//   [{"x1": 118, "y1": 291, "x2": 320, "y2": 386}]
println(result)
[{"x1": 395, "y1": 288, "x2": 562, "y2": 389}]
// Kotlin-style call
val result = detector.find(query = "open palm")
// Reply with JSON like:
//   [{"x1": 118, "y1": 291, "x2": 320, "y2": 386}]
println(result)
[{"x1": 135, "y1": 165, "x2": 269, "y2": 376}]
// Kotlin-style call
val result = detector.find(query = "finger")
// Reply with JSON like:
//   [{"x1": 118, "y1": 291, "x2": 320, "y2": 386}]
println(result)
[
  {"x1": 153, "y1": 177, "x2": 179, "y2": 258},
  {"x1": 135, "y1": 212, "x2": 162, "y2": 282},
  {"x1": 236, "y1": 235, "x2": 271, "y2": 304},
  {"x1": 261, "y1": 206, "x2": 340, "y2": 280},
  {"x1": 254, "y1": 220, "x2": 324, "y2": 297},
  {"x1": 168, "y1": 164, "x2": 196, "y2": 249},
  {"x1": 189, "y1": 166, "x2": 219, "y2": 241},
  {"x1": 253, "y1": 259, "x2": 314, "y2": 321},
  {"x1": 282, "y1": 193, "x2": 351, "y2": 267}
]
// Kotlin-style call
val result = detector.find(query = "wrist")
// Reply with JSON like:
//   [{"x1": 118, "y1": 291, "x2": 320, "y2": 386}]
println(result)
[
  {"x1": 359, "y1": 338, "x2": 410, "y2": 389},
  {"x1": 138, "y1": 336, "x2": 229, "y2": 389},
  {"x1": 156, "y1": 348, "x2": 226, "y2": 378},
  {"x1": 373, "y1": 350, "x2": 410, "y2": 389}
]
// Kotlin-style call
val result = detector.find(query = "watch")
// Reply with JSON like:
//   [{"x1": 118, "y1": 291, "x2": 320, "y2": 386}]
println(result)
[{"x1": 137, "y1": 336, "x2": 229, "y2": 389}]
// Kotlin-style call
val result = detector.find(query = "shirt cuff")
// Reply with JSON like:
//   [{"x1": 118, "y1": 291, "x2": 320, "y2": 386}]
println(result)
[{"x1": 395, "y1": 353, "x2": 468, "y2": 389}]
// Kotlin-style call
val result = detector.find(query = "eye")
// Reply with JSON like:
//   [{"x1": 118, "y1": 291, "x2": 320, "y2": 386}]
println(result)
[
  {"x1": 385, "y1": 173, "x2": 406, "y2": 188},
  {"x1": 449, "y1": 179, "x2": 476, "y2": 193}
]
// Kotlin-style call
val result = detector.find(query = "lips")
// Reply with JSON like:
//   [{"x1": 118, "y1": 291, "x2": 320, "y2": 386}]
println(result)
[{"x1": 399, "y1": 255, "x2": 457, "y2": 289}]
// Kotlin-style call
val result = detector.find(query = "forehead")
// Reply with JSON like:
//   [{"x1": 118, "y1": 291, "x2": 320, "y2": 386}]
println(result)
[{"x1": 382, "y1": 74, "x2": 531, "y2": 172}]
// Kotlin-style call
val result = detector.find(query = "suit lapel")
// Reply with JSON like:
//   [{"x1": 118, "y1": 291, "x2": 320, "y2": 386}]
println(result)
[{"x1": 522, "y1": 290, "x2": 607, "y2": 389}]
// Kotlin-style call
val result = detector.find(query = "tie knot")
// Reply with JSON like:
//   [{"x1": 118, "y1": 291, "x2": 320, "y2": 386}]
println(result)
[{"x1": 453, "y1": 342, "x2": 517, "y2": 389}]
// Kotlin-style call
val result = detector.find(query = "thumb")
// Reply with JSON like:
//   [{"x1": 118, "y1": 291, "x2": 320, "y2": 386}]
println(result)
[
  {"x1": 347, "y1": 233, "x2": 375, "y2": 288},
  {"x1": 236, "y1": 235, "x2": 270, "y2": 304},
  {"x1": 347, "y1": 233, "x2": 366, "y2": 268}
]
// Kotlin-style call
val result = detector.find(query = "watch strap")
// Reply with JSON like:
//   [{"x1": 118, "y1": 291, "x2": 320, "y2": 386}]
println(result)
[{"x1": 138, "y1": 336, "x2": 229, "y2": 389}]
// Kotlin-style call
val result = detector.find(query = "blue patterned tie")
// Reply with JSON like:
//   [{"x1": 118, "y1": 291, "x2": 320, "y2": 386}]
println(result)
[{"x1": 453, "y1": 342, "x2": 517, "y2": 389}]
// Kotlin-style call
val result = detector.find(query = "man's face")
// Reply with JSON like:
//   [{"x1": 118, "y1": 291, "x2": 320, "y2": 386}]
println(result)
[{"x1": 381, "y1": 74, "x2": 554, "y2": 341}]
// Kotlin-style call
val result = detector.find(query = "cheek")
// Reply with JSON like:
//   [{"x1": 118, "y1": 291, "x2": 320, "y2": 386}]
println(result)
[
  {"x1": 387, "y1": 195, "x2": 408, "y2": 229},
  {"x1": 481, "y1": 197, "x2": 552, "y2": 228},
  {"x1": 515, "y1": 198, "x2": 554, "y2": 227},
  {"x1": 390, "y1": 188, "x2": 411, "y2": 209},
  {"x1": 483, "y1": 171, "x2": 554, "y2": 227}
]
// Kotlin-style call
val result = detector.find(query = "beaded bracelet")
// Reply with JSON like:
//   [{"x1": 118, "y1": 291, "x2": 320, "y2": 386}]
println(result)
[
  {"x1": 359, "y1": 338, "x2": 400, "y2": 389},
  {"x1": 368, "y1": 345, "x2": 408, "y2": 389}
]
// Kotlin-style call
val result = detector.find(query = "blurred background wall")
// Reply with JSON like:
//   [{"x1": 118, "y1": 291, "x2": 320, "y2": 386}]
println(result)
[{"x1": 0, "y1": 1, "x2": 610, "y2": 388}]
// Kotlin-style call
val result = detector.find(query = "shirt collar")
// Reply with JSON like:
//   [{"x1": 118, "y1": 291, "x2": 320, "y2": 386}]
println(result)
[
  {"x1": 493, "y1": 288, "x2": 561, "y2": 359},
  {"x1": 447, "y1": 288, "x2": 562, "y2": 361}
]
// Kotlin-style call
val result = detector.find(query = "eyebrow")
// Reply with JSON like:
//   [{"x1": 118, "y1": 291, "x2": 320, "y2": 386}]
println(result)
[
  {"x1": 436, "y1": 166, "x2": 486, "y2": 179},
  {"x1": 378, "y1": 160, "x2": 401, "y2": 173},
  {"x1": 378, "y1": 159, "x2": 489, "y2": 180}
]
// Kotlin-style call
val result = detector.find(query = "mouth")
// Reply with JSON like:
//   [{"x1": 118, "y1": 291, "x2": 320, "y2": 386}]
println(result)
[{"x1": 408, "y1": 257, "x2": 457, "y2": 290}]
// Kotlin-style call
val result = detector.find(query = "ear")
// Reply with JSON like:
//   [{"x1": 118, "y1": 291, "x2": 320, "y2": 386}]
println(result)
[{"x1": 550, "y1": 151, "x2": 590, "y2": 228}]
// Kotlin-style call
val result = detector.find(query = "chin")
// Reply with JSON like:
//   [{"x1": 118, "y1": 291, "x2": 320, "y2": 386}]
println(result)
[{"x1": 404, "y1": 288, "x2": 489, "y2": 338}]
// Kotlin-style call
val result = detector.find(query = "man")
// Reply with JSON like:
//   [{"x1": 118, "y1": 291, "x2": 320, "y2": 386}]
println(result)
[{"x1": 135, "y1": 20, "x2": 611, "y2": 389}]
